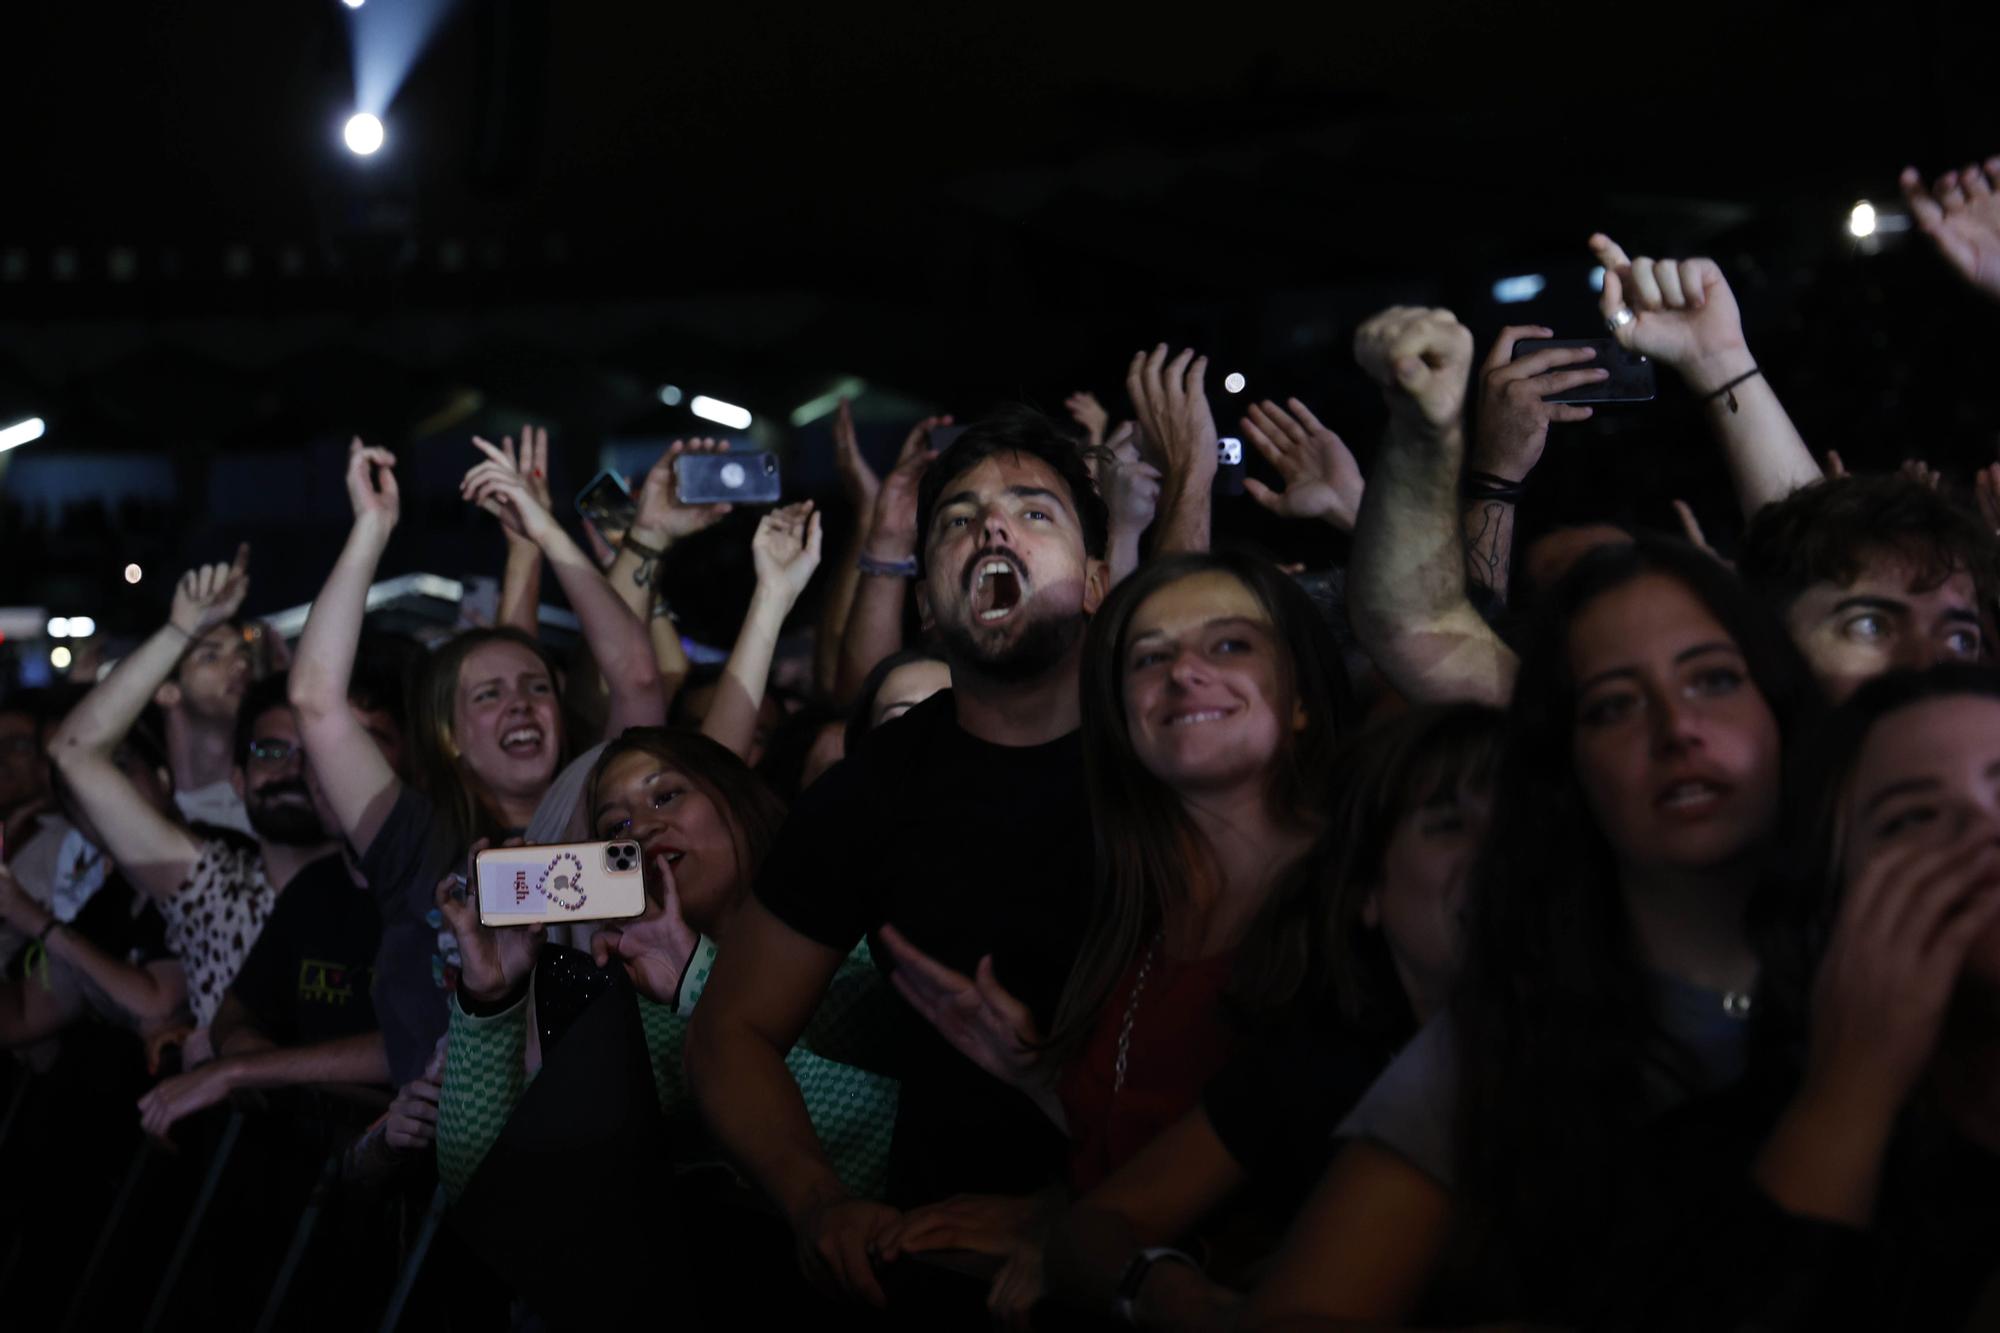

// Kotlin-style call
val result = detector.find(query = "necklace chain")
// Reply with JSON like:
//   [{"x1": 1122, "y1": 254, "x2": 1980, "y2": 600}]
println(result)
[{"x1": 1112, "y1": 931, "x2": 1163, "y2": 1093}]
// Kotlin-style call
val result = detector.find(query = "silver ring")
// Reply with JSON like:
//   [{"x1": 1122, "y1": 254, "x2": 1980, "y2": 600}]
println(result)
[{"x1": 1606, "y1": 306, "x2": 1636, "y2": 331}]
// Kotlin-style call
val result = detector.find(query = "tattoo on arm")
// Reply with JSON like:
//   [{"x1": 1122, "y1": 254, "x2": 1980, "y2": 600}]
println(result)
[
  {"x1": 632, "y1": 557, "x2": 659, "y2": 589},
  {"x1": 1464, "y1": 500, "x2": 1509, "y2": 594}
]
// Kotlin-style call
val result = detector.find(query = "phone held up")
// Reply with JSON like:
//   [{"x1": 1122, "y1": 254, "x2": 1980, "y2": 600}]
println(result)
[
  {"x1": 473, "y1": 840, "x2": 647, "y2": 927},
  {"x1": 1512, "y1": 338, "x2": 1656, "y2": 404},
  {"x1": 575, "y1": 469, "x2": 638, "y2": 535},
  {"x1": 674, "y1": 451, "x2": 781, "y2": 506}
]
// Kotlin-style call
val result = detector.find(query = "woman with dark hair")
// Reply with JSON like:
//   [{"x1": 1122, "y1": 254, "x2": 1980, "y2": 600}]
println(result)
[
  {"x1": 844, "y1": 648, "x2": 950, "y2": 756},
  {"x1": 433, "y1": 727, "x2": 898, "y2": 1324},
  {"x1": 1042, "y1": 702, "x2": 1501, "y2": 1326},
  {"x1": 873, "y1": 549, "x2": 1351, "y2": 1309},
  {"x1": 1250, "y1": 535, "x2": 1820, "y2": 1327}
]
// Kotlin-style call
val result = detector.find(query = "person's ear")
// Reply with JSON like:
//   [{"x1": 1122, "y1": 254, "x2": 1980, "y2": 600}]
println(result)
[
  {"x1": 230, "y1": 766, "x2": 246, "y2": 801},
  {"x1": 154, "y1": 681, "x2": 182, "y2": 710},
  {"x1": 1292, "y1": 700, "x2": 1311, "y2": 734},
  {"x1": 1082, "y1": 558, "x2": 1111, "y2": 615},
  {"x1": 914, "y1": 583, "x2": 933, "y2": 634}
]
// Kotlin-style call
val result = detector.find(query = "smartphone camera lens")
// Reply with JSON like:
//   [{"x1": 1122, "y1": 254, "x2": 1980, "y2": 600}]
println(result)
[{"x1": 761, "y1": 455, "x2": 777, "y2": 475}]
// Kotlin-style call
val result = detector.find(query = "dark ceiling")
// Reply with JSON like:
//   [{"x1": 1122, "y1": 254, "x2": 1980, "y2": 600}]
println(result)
[{"x1": 3, "y1": 0, "x2": 2000, "y2": 627}]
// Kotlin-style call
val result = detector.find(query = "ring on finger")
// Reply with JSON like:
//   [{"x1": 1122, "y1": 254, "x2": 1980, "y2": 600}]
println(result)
[{"x1": 1605, "y1": 307, "x2": 1636, "y2": 331}]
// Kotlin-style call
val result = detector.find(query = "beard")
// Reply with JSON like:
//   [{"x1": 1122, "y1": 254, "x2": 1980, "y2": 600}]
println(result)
[
  {"x1": 935, "y1": 605, "x2": 1087, "y2": 684},
  {"x1": 245, "y1": 781, "x2": 328, "y2": 847}
]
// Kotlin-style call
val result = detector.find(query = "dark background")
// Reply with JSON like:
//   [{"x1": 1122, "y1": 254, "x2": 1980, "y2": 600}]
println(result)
[{"x1": 3, "y1": 0, "x2": 1999, "y2": 659}]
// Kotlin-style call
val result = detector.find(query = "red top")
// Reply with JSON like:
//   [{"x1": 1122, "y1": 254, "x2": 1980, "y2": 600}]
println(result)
[{"x1": 1058, "y1": 943, "x2": 1240, "y2": 1193}]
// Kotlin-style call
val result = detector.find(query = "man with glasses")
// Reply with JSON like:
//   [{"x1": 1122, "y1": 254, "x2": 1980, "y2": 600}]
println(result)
[{"x1": 48, "y1": 553, "x2": 391, "y2": 1126}]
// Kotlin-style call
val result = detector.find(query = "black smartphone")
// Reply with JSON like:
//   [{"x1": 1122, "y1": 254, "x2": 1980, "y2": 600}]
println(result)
[
  {"x1": 575, "y1": 469, "x2": 637, "y2": 533},
  {"x1": 675, "y1": 451, "x2": 781, "y2": 505},
  {"x1": 1511, "y1": 338, "x2": 1655, "y2": 404},
  {"x1": 1216, "y1": 436, "x2": 1246, "y2": 497}
]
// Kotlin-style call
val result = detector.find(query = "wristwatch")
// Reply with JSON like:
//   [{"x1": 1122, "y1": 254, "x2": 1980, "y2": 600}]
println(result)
[{"x1": 1112, "y1": 1245, "x2": 1200, "y2": 1325}]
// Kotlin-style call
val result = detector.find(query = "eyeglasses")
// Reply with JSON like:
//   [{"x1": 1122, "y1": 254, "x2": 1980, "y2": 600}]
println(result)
[{"x1": 247, "y1": 738, "x2": 304, "y2": 764}]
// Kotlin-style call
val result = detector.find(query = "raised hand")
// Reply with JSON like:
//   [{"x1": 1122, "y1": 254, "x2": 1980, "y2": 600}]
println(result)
[
  {"x1": 831, "y1": 399, "x2": 880, "y2": 516},
  {"x1": 344, "y1": 436, "x2": 400, "y2": 527},
  {"x1": 1126, "y1": 345, "x2": 1220, "y2": 498},
  {"x1": 590, "y1": 852, "x2": 702, "y2": 1006},
  {"x1": 865, "y1": 418, "x2": 948, "y2": 561},
  {"x1": 462, "y1": 435, "x2": 562, "y2": 547},
  {"x1": 1064, "y1": 390, "x2": 1110, "y2": 448},
  {"x1": 490, "y1": 426, "x2": 552, "y2": 548},
  {"x1": 1899, "y1": 458, "x2": 1941, "y2": 491},
  {"x1": 1901, "y1": 156, "x2": 2000, "y2": 302},
  {"x1": 1098, "y1": 422, "x2": 1162, "y2": 538},
  {"x1": 1589, "y1": 234, "x2": 1751, "y2": 394},
  {"x1": 634, "y1": 438, "x2": 736, "y2": 546},
  {"x1": 1240, "y1": 397, "x2": 1366, "y2": 531},
  {"x1": 876, "y1": 924, "x2": 1047, "y2": 1098},
  {"x1": 435, "y1": 848, "x2": 544, "y2": 1007},
  {"x1": 1352, "y1": 306, "x2": 1475, "y2": 438},
  {"x1": 169, "y1": 543, "x2": 251, "y2": 639},
  {"x1": 1472, "y1": 326, "x2": 1606, "y2": 482},
  {"x1": 752, "y1": 501, "x2": 825, "y2": 603}
]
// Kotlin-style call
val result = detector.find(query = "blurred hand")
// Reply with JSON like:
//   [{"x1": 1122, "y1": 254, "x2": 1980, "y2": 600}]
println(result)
[
  {"x1": 1473, "y1": 326, "x2": 1605, "y2": 481},
  {"x1": 1098, "y1": 422, "x2": 1162, "y2": 538},
  {"x1": 1590, "y1": 234, "x2": 1750, "y2": 393},
  {"x1": 634, "y1": 438, "x2": 735, "y2": 546},
  {"x1": 1064, "y1": 391, "x2": 1110, "y2": 448},
  {"x1": 1353, "y1": 306, "x2": 1475, "y2": 438},
  {"x1": 1901, "y1": 156, "x2": 2000, "y2": 302},
  {"x1": 344, "y1": 437, "x2": 401, "y2": 528},
  {"x1": 483, "y1": 426, "x2": 552, "y2": 548},
  {"x1": 1899, "y1": 458, "x2": 1941, "y2": 491},
  {"x1": 751, "y1": 501, "x2": 824, "y2": 604},
  {"x1": 865, "y1": 417, "x2": 949, "y2": 561},
  {"x1": 169, "y1": 543, "x2": 252, "y2": 639},
  {"x1": 1240, "y1": 398, "x2": 1366, "y2": 531},
  {"x1": 795, "y1": 1194, "x2": 902, "y2": 1308},
  {"x1": 463, "y1": 436, "x2": 563, "y2": 547},
  {"x1": 137, "y1": 1061, "x2": 234, "y2": 1140},
  {"x1": 383, "y1": 1040, "x2": 446, "y2": 1152},
  {"x1": 831, "y1": 399, "x2": 881, "y2": 516},
  {"x1": 1126, "y1": 345, "x2": 1219, "y2": 501},
  {"x1": 590, "y1": 852, "x2": 702, "y2": 1006},
  {"x1": 435, "y1": 845, "x2": 543, "y2": 1007},
  {"x1": 876, "y1": 925, "x2": 1046, "y2": 1097}
]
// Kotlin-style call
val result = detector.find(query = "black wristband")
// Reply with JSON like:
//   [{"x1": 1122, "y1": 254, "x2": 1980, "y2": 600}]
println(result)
[
  {"x1": 36, "y1": 917, "x2": 59, "y2": 944},
  {"x1": 1702, "y1": 366, "x2": 1762, "y2": 413},
  {"x1": 621, "y1": 533, "x2": 667, "y2": 561},
  {"x1": 459, "y1": 976, "x2": 531, "y2": 1018},
  {"x1": 1463, "y1": 469, "x2": 1528, "y2": 504}
]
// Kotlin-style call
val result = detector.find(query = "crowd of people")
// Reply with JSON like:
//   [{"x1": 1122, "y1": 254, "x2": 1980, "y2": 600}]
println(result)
[{"x1": 2, "y1": 158, "x2": 1999, "y2": 1331}]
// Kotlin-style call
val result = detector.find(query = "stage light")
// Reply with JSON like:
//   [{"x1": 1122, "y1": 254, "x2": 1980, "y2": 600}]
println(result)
[
  {"x1": 47, "y1": 617, "x2": 70, "y2": 639},
  {"x1": 125, "y1": 564, "x2": 143, "y2": 584},
  {"x1": 68, "y1": 615, "x2": 96, "y2": 638},
  {"x1": 51, "y1": 646, "x2": 72, "y2": 670},
  {"x1": 1223, "y1": 372, "x2": 1247, "y2": 394},
  {"x1": 690, "y1": 395, "x2": 752, "y2": 430},
  {"x1": 0, "y1": 417, "x2": 46, "y2": 452},
  {"x1": 657, "y1": 385, "x2": 683, "y2": 407},
  {"x1": 344, "y1": 112, "x2": 385, "y2": 156},
  {"x1": 343, "y1": 0, "x2": 365, "y2": 8},
  {"x1": 1492, "y1": 273, "x2": 1547, "y2": 304},
  {"x1": 1848, "y1": 201, "x2": 1877, "y2": 239}
]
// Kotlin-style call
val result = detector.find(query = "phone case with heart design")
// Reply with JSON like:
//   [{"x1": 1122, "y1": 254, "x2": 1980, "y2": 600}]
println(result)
[{"x1": 473, "y1": 840, "x2": 647, "y2": 926}]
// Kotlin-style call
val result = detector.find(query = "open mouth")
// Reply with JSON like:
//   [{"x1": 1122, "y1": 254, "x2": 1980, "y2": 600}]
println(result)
[
  {"x1": 1655, "y1": 779, "x2": 1728, "y2": 812},
  {"x1": 970, "y1": 557, "x2": 1026, "y2": 623},
  {"x1": 644, "y1": 840, "x2": 687, "y2": 869},
  {"x1": 499, "y1": 724, "x2": 545, "y2": 757}
]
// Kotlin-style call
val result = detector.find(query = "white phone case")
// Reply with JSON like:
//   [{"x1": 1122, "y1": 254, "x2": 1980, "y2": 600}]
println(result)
[{"x1": 474, "y1": 840, "x2": 647, "y2": 926}]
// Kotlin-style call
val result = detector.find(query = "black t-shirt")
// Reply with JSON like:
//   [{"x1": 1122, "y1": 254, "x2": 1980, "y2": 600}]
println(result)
[
  {"x1": 359, "y1": 784, "x2": 459, "y2": 1084},
  {"x1": 229, "y1": 853, "x2": 381, "y2": 1047},
  {"x1": 755, "y1": 689, "x2": 1094, "y2": 1204},
  {"x1": 1202, "y1": 1002, "x2": 1411, "y2": 1218}
]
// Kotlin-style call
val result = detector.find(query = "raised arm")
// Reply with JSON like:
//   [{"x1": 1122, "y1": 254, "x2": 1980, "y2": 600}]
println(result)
[
  {"x1": 1127, "y1": 345, "x2": 1219, "y2": 556},
  {"x1": 462, "y1": 437, "x2": 664, "y2": 736},
  {"x1": 834, "y1": 422, "x2": 941, "y2": 704},
  {"x1": 1239, "y1": 396, "x2": 1366, "y2": 533},
  {"x1": 495, "y1": 425, "x2": 551, "y2": 635},
  {"x1": 289, "y1": 440, "x2": 404, "y2": 855},
  {"x1": 814, "y1": 399, "x2": 879, "y2": 697},
  {"x1": 47, "y1": 551, "x2": 248, "y2": 899},
  {"x1": 684, "y1": 900, "x2": 895, "y2": 1306},
  {"x1": 1097, "y1": 421, "x2": 1162, "y2": 586},
  {"x1": 1900, "y1": 154, "x2": 2000, "y2": 303},
  {"x1": 1348, "y1": 307, "x2": 1517, "y2": 707},
  {"x1": 1591, "y1": 234, "x2": 1820, "y2": 517},
  {"x1": 704, "y1": 502, "x2": 822, "y2": 760},
  {"x1": 1462, "y1": 327, "x2": 1605, "y2": 602}
]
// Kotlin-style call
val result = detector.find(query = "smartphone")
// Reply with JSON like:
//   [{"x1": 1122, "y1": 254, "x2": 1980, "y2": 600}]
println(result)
[
  {"x1": 473, "y1": 840, "x2": 647, "y2": 926},
  {"x1": 1216, "y1": 436, "x2": 1246, "y2": 497},
  {"x1": 575, "y1": 469, "x2": 637, "y2": 533},
  {"x1": 929, "y1": 424, "x2": 969, "y2": 453},
  {"x1": 1511, "y1": 338, "x2": 1655, "y2": 404},
  {"x1": 675, "y1": 451, "x2": 781, "y2": 505}
]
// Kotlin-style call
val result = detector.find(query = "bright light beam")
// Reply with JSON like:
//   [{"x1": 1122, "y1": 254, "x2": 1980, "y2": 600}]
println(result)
[
  {"x1": 346, "y1": 0, "x2": 458, "y2": 118},
  {"x1": 690, "y1": 396, "x2": 753, "y2": 430},
  {"x1": 1848, "y1": 201, "x2": 1878, "y2": 239},
  {"x1": 0, "y1": 416, "x2": 46, "y2": 452},
  {"x1": 344, "y1": 112, "x2": 385, "y2": 156}
]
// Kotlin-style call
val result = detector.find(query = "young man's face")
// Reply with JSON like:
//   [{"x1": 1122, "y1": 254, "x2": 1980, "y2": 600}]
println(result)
[
  {"x1": 920, "y1": 453, "x2": 1108, "y2": 683},
  {"x1": 1783, "y1": 547, "x2": 1984, "y2": 704},
  {"x1": 172, "y1": 623, "x2": 254, "y2": 724}
]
